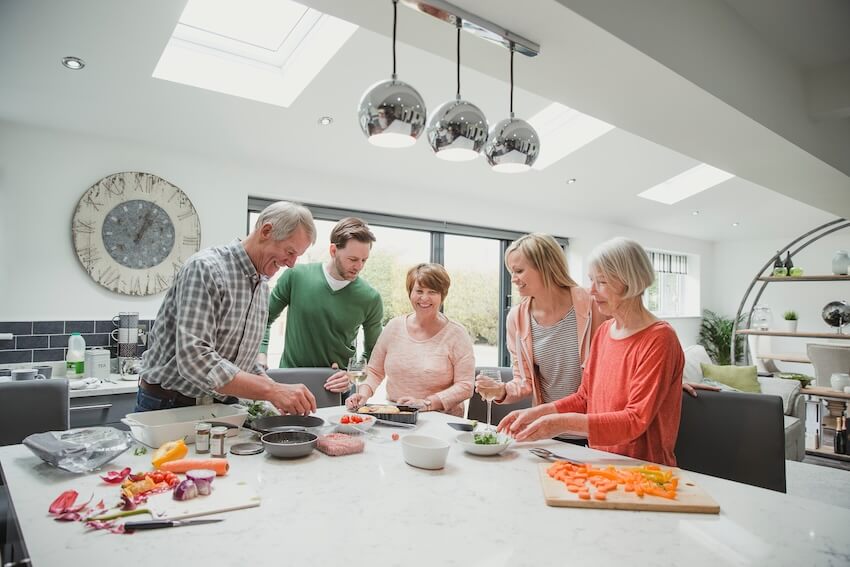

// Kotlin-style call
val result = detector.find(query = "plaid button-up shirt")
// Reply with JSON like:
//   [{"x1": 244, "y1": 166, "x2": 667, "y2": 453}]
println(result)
[{"x1": 141, "y1": 240, "x2": 268, "y2": 400}]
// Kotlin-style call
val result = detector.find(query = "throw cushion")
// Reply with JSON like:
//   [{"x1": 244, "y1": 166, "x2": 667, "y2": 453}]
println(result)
[
  {"x1": 683, "y1": 345, "x2": 713, "y2": 384},
  {"x1": 758, "y1": 376, "x2": 801, "y2": 415},
  {"x1": 700, "y1": 363, "x2": 761, "y2": 393}
]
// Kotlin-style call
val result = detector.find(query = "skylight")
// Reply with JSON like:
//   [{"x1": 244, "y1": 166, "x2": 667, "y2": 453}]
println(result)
[
  {"x1": 528, "y1": 103, "x2": 615, "y2": 170},
  {"x1": 637, "y1": 163, "x2": 734, "y2": 205},
  {"x1": 152, "y1": 0, "x2": 358, "y2": 108}
]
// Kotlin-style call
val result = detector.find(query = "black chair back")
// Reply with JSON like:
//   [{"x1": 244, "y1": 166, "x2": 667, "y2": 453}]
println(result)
[
  {"x1": 0, "y1": 378, "x2": 70, "y2": 446},
  {"x1": 675, "y1": 390, "x2": 786, "y2": 492},
  {"x1": 467, "y1": 367, "x2": 531, "y2": 425},
  {"x1": 266, "y1": 368, "x2": 342, "y2": 408}
]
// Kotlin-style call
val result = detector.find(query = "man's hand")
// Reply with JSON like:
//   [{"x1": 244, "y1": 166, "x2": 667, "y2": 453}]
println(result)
[
  {"x1": 346, "y1": 392, "x2": 369, "y2": 411},
  {"x1": 324, "y1": 363, "x2": 351, "y2": 393},
  {"x1": 268, "y1": 383, "x2": 317, "y2": 415}
]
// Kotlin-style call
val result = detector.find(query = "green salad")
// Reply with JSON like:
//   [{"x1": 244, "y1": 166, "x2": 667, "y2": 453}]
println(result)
[{"x1": 473, "y1": 432, "x2": 500, "y2": 445}]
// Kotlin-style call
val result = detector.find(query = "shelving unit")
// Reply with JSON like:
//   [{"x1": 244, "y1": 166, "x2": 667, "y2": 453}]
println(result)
[
  {"x1": 737, "y1": 329, "x2": 850, "y2": 339},
  {"x1": 757, "y1": 275, "x2": 850, "y2": 283},
  {"x1": 756, "y1": 353, "x2": 811, "y2": 363}
]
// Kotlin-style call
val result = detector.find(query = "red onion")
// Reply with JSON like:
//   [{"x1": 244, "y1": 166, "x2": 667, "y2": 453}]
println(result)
[
  {"x1": 185, "y1": 469, "x2": 216, "y2": 496},
  {"x1": 172, "y1": 479, "x2": 198, "y2": 501}
]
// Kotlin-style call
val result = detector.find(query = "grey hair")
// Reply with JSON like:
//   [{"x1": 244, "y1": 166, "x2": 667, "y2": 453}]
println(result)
[
  {"x1": 254, "y1": 201, "x2": 317, "y2": 244},
  {"x1": 588, "y1": 237, "x2": 655, "y2": 299}
]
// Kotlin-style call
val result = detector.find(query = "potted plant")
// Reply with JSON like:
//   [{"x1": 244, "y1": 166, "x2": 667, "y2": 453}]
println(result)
[
  {"x1": 698, "y1": 310, "x2": 745, "y2": 365},
  {"x1": 782, "y1": 310, "x2": 798, "y2": 333}
]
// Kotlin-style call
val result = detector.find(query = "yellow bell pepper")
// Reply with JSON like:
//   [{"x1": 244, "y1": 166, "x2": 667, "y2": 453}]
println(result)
[{"x1": 151, "y1": 439, "x2": 188, "y2": 468}]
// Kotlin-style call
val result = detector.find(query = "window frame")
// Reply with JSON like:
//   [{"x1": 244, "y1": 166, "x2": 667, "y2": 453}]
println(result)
[{"x1": 248, "y1": 197, "x2": 570, "y2": 367}]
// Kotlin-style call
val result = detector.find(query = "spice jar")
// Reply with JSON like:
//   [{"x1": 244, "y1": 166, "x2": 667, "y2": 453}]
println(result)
[
  {"x1": 195, "y1": 422, "x2": 212, "y2": 454},
  {"x1": 210, "y1": 426, "x2": 228, "y2": 458}
]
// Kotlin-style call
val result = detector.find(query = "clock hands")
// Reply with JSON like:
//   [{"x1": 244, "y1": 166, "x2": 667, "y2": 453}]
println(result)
[{"x1": 134, "y1": 210, "x2": 154, "y2": 244}]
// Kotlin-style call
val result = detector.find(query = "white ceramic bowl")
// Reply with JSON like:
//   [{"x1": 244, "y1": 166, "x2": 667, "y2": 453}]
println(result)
[
  {"x1": 455, "y1": 432, "x2": 512, "y2": 456},
  {"x1": 402, "y1": 435, "x2": 450, "y2": 470},
  {"x1": 331, "y1": 413, "x2": 376, "y2": 434}
]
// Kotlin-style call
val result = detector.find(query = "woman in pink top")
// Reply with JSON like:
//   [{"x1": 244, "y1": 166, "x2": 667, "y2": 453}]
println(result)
[
  {"x1": 500, "y1": 238, "x2": 685, "y2": 466},
  {"x1": 346, "y1": 263, "x2": 474, "y2": 417}
]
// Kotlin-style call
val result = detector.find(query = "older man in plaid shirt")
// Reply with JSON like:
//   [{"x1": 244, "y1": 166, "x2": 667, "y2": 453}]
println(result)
[{"x1": 138, "y1": 201, "x2": 318, "y2": 415}]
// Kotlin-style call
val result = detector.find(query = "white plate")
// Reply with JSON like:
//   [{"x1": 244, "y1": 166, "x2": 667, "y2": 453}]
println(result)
[
  {"x1": 456, "y1": 432, "x2": 512, "y2": 456},
  {"x1": 330, "y1": 413, "x2": 376, "y2": 434}
]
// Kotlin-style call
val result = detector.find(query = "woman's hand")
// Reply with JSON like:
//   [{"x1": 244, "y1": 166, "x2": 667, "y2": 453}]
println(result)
[
  {"x1": 683, "y1": 381, "x2": 721, "y2": 398},
  {"x1": 511, "y1": 413, "x2": 577, "y2": 442},
  {"x1": 475, "y1": 375, "x2": 506, "y2": 402},
  {"x1": 396, "y1": 396, "x2": 436, "y2": 411},
  {"x1": 346, "y1": 392, "x2": 369, "y2": 411},
  {"x1": 324, "y1": 364, "x2": 351, "y2": 393},
  {"x1": 497, "y1": 403, "x2": 554, "y2": 435}
]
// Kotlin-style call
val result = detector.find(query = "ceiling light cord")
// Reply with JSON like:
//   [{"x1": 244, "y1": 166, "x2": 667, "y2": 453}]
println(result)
[
  {"x1": 456, "y1": 22, "x2": 461, "y2": 99},
  {"x1": 509, "y1": 44, "x2": 515, "y2": 117},
  {"x1": 392, "y1": 0, "x2": 398, "y2": 79}
]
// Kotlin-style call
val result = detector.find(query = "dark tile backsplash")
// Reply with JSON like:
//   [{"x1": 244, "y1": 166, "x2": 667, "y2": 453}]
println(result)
[{"x1": 0, "y1": 320, "x2": 153, "y2": 364}]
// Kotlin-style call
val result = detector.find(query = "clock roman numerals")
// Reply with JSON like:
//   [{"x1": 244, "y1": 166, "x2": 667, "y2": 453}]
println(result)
[
  {"x1": 182, "y1": 236, "x2": 200, "y2": 247},
  {"x1": 84, "y1": 194, "x2": 104, "y2": 212},
  {"x1": 104, "y1": 177, "x2": 124, "y2": 197},
  {"x1": 73, "y1": 220, "x2": 95, "y2": 234},
  {"x1": 98, "y1": 266, "x2": 120, "y2": 288},
  {"x1": 156, "y1": 273, "x2": 169, "y2": 289}
]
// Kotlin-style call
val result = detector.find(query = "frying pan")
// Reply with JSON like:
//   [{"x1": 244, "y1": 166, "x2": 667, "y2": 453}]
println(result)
[{"x1": 249, "y1": 415, "x2": 326, "y2": 434}]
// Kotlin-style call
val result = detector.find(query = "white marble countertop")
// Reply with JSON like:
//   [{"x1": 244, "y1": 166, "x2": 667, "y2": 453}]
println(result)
[{"x1": 2, "y1": 408, "x2": 850, "y2": 567}]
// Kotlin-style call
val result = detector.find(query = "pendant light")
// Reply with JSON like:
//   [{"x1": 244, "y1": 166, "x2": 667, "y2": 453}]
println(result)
[
  {"x1": 426, "y1": 21, "x2": 488, "y2": 161},
  {"x1": 484, "y1": 45, "x2": 540, "y2": 173},
  {"x1": 358, "y1": 0, "x2": 427, "y2": 148}
]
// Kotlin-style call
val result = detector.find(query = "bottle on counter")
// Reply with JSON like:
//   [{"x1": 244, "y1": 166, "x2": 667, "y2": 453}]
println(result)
[
  {"x1": 195, "y1": 422, "x2": 212, "y2": 454},
  {"x1": 835, "y1": 417, "x2": 847, "y2": 455},
  {"x1": 65, "y1": 333, "x2": 86, "y2": 379},
  {"x1": 210, "y1": 426, "x2": 228, "y2": 458},
  {"x1": 783, "y1": 252, "x2": 794, "y2": 273}
]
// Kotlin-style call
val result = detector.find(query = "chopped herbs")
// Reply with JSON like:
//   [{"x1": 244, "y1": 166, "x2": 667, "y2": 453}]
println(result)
[{"x1": 473, "y1": 432, "x2": 500, "y2": 445}]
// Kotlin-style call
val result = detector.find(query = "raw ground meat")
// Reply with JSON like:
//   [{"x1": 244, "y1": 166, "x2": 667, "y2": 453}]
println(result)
[{"x1": 316, "y1": 433, "x2": 365, "y2": 456}]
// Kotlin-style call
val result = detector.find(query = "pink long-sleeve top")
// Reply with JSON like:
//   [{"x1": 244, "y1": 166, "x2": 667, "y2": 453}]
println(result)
[
  {"x1": 554, "y1": 319, "x2": 684, "y2": 466},
  {"x1": 364, "y1": 314, "x2": 475, "y2": 417}
]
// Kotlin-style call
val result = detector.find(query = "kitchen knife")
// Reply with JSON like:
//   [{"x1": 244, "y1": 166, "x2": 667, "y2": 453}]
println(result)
[{"x1": 124, "y1": 518, "x2": 224, "y2": 531}]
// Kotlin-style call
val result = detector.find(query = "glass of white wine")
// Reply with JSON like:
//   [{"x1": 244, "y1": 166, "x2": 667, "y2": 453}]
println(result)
[
  {"x1": 347, "y1": 355, "x2": 368, "y2": 400},
  {"x1": 475, "y1": 367, "x2": 503, "y2": 431}
]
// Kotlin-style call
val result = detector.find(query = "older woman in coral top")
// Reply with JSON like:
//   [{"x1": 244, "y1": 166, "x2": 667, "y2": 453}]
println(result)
[
  {"x1": 346, "y1": 263, "x2": 474, "y2": 417},
  {"x1": 499, "y1": 238, "x2": 685, "y2": 466}
]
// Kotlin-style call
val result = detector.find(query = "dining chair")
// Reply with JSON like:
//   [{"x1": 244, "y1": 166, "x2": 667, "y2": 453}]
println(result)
[
  {"x1": 467, "y1": 367, "x2": 531, "y2": 425},
  {"x1": 0, "y1": 378, "x2": 69, "y2": 563},
  {"x1": 806, "y1": 343, "x2": 850, "y2": 388},
  {"x1": 675, "y1": 389, "x2": 786, "y2": 492},
  {"x1": 266, "y1": 368, "x2": 342, "y2": 408}
]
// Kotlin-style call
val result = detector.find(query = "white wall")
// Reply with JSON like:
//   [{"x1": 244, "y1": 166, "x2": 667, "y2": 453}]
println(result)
[
  {"x1": 0, "y1": 120, "x2": 715, "y2": 344},
  {"x1": 713, "y1": 232, "x2": 850, "y2": 373}
]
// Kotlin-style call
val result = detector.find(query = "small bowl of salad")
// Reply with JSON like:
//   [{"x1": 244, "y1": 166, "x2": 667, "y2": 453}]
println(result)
[{"x1": 455, "y1": 431, "x2": 512, "y2": 456}]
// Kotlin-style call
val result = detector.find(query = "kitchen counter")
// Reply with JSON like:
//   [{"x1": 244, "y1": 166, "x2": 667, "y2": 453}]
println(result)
[
  {"x1": 2, "y1": 408, "x2": 849, "y2": 566},
  {"x1": 67, "y1": 374, "x2": 139, "y2": 398}
]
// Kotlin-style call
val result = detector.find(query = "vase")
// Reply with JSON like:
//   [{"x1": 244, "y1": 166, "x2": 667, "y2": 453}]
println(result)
[
  {"x1": 780, "y1": 319, "x2": 798, "y2": 333},
  {"x1": 832, "y1": 250, "x2": 850, "y2": 275}
]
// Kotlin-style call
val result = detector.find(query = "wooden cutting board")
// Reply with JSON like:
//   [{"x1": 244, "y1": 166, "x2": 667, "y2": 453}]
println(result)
[
  {"x1": 149, "y1": 480, "x2": 260, "y2": 520},
  {"x1": 538, "y1": 463, "x2": 720, "y2": 514}
]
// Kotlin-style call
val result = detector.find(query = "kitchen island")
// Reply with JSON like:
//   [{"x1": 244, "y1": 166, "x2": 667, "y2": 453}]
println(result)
[{"x1": 1, "y1": 407, "x2": 849, "y2": 566}]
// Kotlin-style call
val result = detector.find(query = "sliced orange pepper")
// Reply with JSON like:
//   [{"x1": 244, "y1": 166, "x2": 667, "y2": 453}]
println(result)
[{"x1": 151, "y1": 439, "x2": 188, "y2": 468}]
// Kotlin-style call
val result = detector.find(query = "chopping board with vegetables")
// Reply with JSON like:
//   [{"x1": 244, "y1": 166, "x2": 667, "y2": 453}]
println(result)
[
  {"x1": 538, "y1": 462, "x2": 719, "y2": 514},
  {"x1": 152, "y1": 479, "x2": 260, "y2": 520}
]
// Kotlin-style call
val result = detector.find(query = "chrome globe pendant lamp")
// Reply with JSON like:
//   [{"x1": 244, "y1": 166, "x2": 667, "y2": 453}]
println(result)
[
  {"x1": 484, "y1": 45, "x2": 540, "y2": 173},
  {"x1": 358, "y1": 0, "x2": 427, "y2": 148},
  {"x1": 426, "y1": 22, "x2": 488, "y2": 161}
]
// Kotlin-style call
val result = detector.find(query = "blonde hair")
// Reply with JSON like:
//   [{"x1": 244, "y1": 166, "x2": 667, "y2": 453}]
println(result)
[
  {"x1": 588, "y1": 237, "x2": 655, "y2": 299},
  {"x1": 505, "y1": 233, "x2": 578, "y2": 290},
  {"x1": 406, "y1": 263, "x2": 451, "y2": 300}
]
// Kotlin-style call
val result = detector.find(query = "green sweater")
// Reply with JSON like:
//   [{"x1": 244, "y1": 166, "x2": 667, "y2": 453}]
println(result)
[{"x1": 260, "y1": 263, "x2": 384, "y2": 369}]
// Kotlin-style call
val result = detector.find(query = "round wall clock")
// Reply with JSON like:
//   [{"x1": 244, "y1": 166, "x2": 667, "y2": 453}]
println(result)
[{"x1": 71, "y1": 171, "x2": 201, "y2": 296}]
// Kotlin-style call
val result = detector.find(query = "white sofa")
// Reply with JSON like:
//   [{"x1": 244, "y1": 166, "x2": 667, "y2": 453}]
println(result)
[{"x1": 683, "y1": 345, "x2": 806, "y2": 461}]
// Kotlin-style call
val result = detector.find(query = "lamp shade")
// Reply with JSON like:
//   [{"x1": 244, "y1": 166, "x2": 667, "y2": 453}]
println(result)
[
  {"x1": 426, "y1": 98, "x2": 488, "y2": 161},
  {"x1": 484, "y1": 116, "x2": 540, "y2": 173},
  {"x1": 358, "y1": 78, "x2": 427, "y2": 148}
]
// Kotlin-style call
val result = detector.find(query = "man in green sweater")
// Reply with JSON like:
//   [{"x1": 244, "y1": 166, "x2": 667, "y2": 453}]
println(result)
[{"x1": 258, "y1": 217, "x2": 384, "y2": 393}]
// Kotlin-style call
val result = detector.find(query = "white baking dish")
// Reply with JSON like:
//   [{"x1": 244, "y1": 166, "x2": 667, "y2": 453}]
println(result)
[{"x1": 121, "y1": 404, "x2": 248, "y2": 448}]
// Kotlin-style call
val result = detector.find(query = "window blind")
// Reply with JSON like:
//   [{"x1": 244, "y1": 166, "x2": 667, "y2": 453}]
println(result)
[{"x1": 648, "y1": 251, "x2": 688, "y2": 274}]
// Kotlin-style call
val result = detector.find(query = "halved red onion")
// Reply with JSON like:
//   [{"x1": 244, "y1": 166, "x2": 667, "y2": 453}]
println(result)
[
  {"x1": 172, "y1": 479, "x2": 198, "y2": 501},
  {"x1": 185, "y1": 469, "x2": 216, "y2": 496}
]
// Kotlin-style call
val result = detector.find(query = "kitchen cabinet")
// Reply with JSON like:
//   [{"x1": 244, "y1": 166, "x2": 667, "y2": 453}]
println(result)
[{"x1": 69, "y1": 392, "x2": 135, "y2": 429}]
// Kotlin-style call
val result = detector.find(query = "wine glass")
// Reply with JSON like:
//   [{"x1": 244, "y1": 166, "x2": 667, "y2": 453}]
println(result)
[
  {"x1": 475, "y1": 367, "x2": 503, "y2": 431},
  {"x1": 347, "y1": 355, "x2": 368, "y2": 401}
]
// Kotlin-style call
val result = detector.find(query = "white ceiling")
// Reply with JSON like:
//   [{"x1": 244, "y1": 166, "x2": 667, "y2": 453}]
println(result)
[{"x1": 0, "y1": 0, "x2": 847, "y2": 242}]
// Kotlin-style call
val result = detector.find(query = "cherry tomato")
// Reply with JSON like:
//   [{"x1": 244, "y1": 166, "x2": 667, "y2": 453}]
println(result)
[
  {"x1": 340, "y1": 415, "x2": 350, "y2": 424},
  {"x1": 392, "y1": 433, "x2": 400, "y2": 441}
]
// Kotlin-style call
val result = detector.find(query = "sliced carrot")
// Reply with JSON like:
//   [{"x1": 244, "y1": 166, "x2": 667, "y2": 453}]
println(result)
[
  {"x1": 159, "y1": 458, "x2": 229, "y2": 476},
  {"x1": 593, "y1": 491, "x2": 607, "y2": 500},
  {"x1": 578, "y1": 492, "x2": 591, "y2": 500},
  {"x1": 567, "y1": 485, "x2": 580, "y2": 493}
]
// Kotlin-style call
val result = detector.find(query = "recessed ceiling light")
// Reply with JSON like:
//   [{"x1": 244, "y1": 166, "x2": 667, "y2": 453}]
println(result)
[
  {"x1": 61, "y1": 56, "x2": 85, "y2": 70},
  {"x1": 528, "y1": 103, "x2": 614, "y2": 170},
  {"x1": 691, "y1": 210, "x2": 700, "y2": 216},
  {"x1": 637, "y1": 163, "x2": 734, "y2": 205},
  {"x1": 732, "y1": 222, "x2": 740, "y2": 227},
  {"x1": 566, "y1": 178, "x2": 577, "y2": 184},
  {"x1": 318, "y1": 116, "x2": 333, "y2": 126},
  {"x1": 153, "y1": 0, "x2": 358, "y2": 108}
]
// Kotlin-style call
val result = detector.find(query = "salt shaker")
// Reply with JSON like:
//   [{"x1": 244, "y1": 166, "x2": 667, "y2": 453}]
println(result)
[{"x1": 210, "y1": 426, "x2": 228, "y2": 458}]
